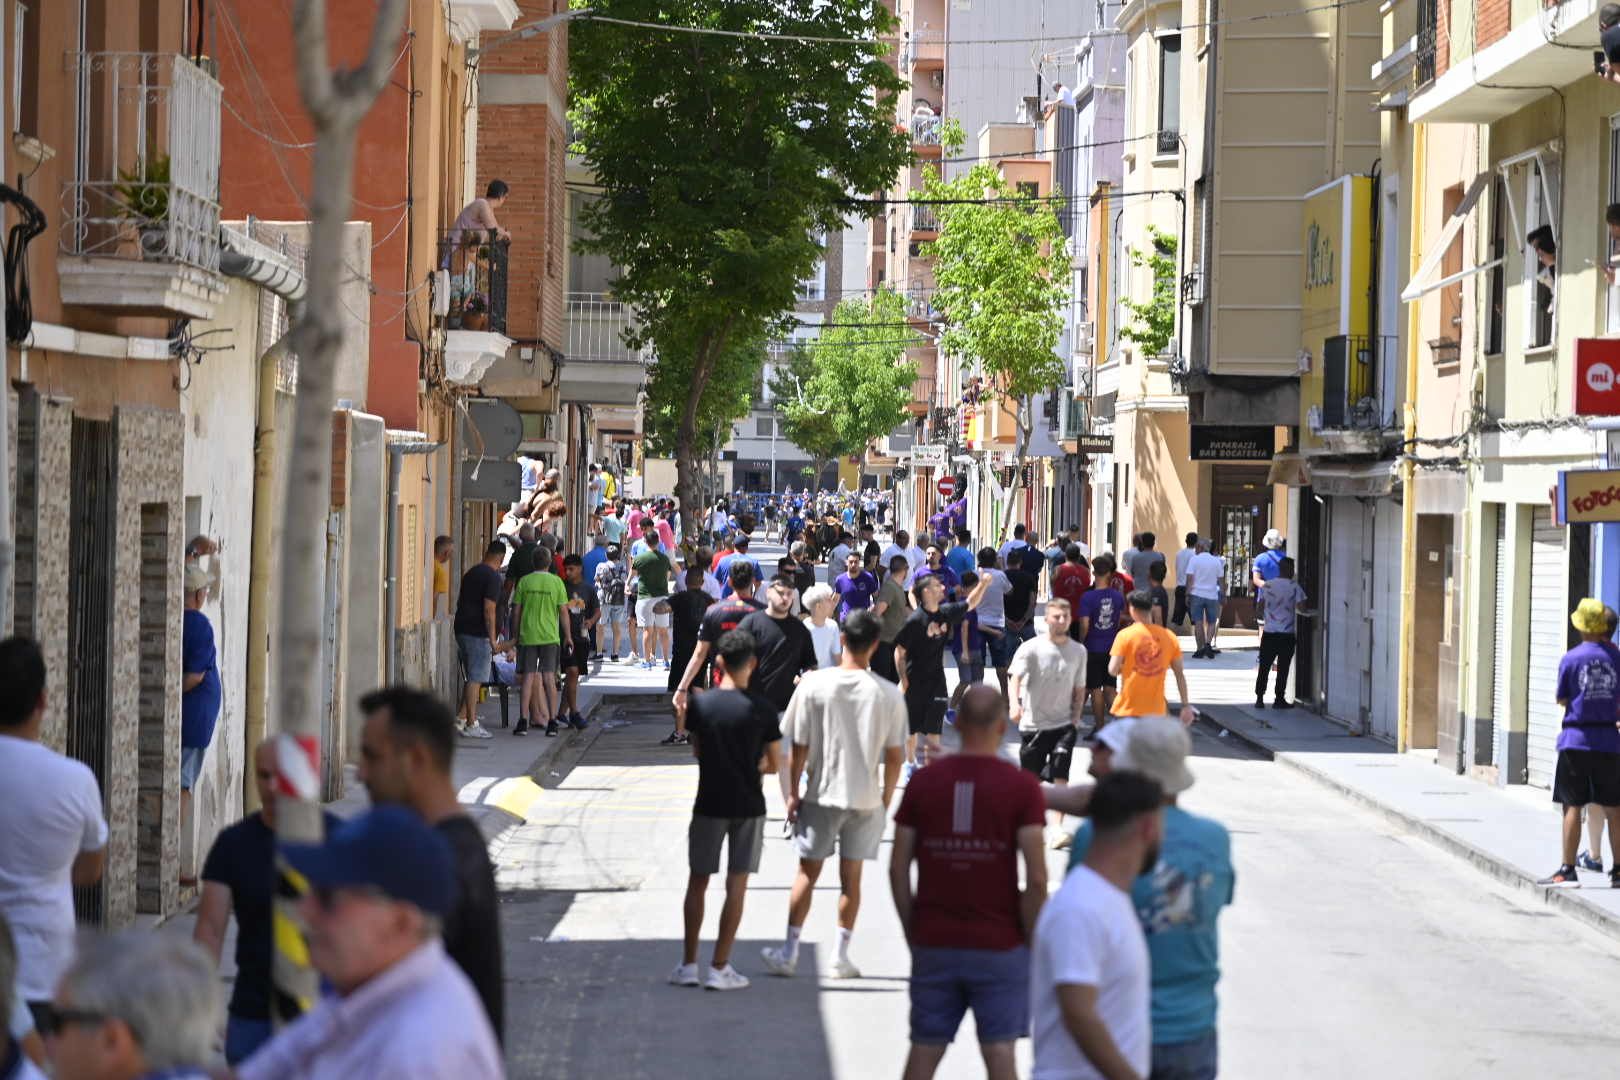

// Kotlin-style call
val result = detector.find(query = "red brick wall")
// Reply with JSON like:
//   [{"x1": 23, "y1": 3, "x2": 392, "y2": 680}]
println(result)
[
  {"x1": 1476, "y1": 0, "x2": 1511, "y2": 50},
  {"x1": 1436, "y1": 0, "x2": 1451, "y2": 76}
]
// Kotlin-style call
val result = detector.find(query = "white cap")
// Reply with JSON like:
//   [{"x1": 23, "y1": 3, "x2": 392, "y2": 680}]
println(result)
[
  {"x1": 1115, "y1": 716, "x2": 1196, "y2": 795},
  {"x1": 1262, "y1": 528, "x2": 1284, "y2": 550}
]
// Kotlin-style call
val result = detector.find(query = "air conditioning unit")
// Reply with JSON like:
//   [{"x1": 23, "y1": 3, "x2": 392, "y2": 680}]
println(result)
[
  {"x1": 930, "y1": 70, "x2": 944, "y2": 90},
  {"x1": 432, "y1": 269, "x2": 450, "y2": 318}
]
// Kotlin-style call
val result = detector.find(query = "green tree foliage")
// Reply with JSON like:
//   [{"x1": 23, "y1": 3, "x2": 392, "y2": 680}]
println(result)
[
  {"x1": 569, "y1": 0, "x2": 912, "y2": 518},
  {"x1": 919, "y1": 121, "x2": 1070, "y2": 530},
  {"x1": 1119, "y1": 226, "x2": 1178, "y2": 358}
]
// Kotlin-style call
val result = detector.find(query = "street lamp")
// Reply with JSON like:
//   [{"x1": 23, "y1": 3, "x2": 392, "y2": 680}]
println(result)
[{"x1": 467, "y1": 8, "x2": 596, "y2": 59}]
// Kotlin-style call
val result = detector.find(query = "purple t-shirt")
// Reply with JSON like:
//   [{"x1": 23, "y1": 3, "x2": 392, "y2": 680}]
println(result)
[
  {"x1": 1077, "y1": 587, "x2": 1125, "y2": 654},
  {"x1": 834, "y1": 571, "x2": 879, "y2": 621},
  {"x1": 1556, "y1": 640, "x2": 1620, "y2": 753}
]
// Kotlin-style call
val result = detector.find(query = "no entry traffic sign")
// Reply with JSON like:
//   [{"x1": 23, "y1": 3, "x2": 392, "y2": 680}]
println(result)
[{"x1": 937, "y1": 476, "x2": 958, "y2": 498}]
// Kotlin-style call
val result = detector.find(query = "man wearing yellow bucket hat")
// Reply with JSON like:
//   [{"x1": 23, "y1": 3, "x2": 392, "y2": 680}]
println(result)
[{"x1": 1538, "y1": 598, "x2": 1620, "y2": 888}]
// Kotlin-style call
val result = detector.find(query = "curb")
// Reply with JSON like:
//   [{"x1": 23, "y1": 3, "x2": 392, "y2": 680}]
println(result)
[{"x1": 1195, "y1": 706, "x2": 1620, "y2": 944}]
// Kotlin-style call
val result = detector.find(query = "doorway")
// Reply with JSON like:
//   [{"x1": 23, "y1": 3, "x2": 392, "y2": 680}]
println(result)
[{"x1": 1210, "y1": 465, "x2": 1271, "y2": 627}]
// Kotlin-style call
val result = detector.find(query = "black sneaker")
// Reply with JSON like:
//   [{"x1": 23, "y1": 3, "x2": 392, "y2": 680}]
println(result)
[
  {"x1": 660, "y1": 729, "x2": 689, "y2": 746},
  {"x1": 1273, "y1": 699, "x2": 1295, "y2": 710},
  {"x1": 545, "y1": 719, "x2": 560, "y2": 737},
  {"x1": 1255, "y1": 697, "x2": 1267, "y2": 709},
  {"x1": 1610, "y1": 868, "x2": 1620, "y2": 889},
  {"x1": 569, "y1": 712, "x2": 588, "y2": 730},
  {"x1": 1538, "y1": 865, "x2": 1581, "y2": 887},
  {"x1": 513, "y1": 719, "x2": 530, "y2": 737}
]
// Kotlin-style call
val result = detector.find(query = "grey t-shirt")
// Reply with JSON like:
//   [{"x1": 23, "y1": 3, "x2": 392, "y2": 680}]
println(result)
[
  {"x1": 974, "y1": 568, "x2": 1014, "y2": 628},
  {"x1": 1126, "y1": 549, "x2": 1167, "y2": 587},
  {"x1": 1008, "y1": 634, "x2": 1088, "y2": 731}
]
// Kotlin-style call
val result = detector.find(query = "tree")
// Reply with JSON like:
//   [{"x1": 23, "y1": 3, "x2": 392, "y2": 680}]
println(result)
[
  {"x1": 276, "y1": 0, "x2": 408, "y2": 1015},
  {"x1": 569, "y1": 0, "x2": 911, "y2": 524},
  {"x1": 774, "y1": 289, "x2": 918, "y2": 481},
  {"x1": 1119, "y1": 226, "x2": 1178, "y2": 358},
  {"x1": 920, "y1": 121, "x2": 1070, "y2": 535}
]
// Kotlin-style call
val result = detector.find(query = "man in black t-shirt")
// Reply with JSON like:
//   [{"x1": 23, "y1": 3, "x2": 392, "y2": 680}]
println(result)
[
  {"x1": 893, "y1": 572, "x2": 993, "y2": 774},
  {"x1": 670, "y1": 561, "x2": 765, "y2": 745},
  {"x1": 353, "y1": 687, "x2": 504, "y2": 1039},
  {"x1": 454, "y1": 542, "x2": 508, "y2": 739},
  {"x1": 1004, "y1": 546, "x2": 1041, "y2": 654},
  {"x1": 739, "y1": 576, "x2": 819, "y2": 713},
  {"x1": 671, "y1": 629, "x2": 782, "y2": 992},
  {"x1": 561, "y1": 554, "x2": 601, "y2": 730},
  {"x1": 859, "y1": 523, "x2": 882, "y2": 576},
  {"x1": 668, "y1": 567, "x2": 715, "y2": 695},
  {"x1": 194, "y1": 742, "x2": 341, "y2": 1064}
]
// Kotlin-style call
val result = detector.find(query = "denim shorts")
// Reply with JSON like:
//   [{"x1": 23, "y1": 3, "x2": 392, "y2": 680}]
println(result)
[
  {"x1": 180, "y1": 745, "x2": 207, "y2": 790},
  {"x1": 457, "y1": 633, "x2": 493, "y2": 683},
  {"x1": 1187, "y1": 594, "x2": 1222, "y2": 625},
  {"x1": 603, "y1": 603, "x2": 627, "y2": 627},
  {"x1": 909, "y1": 945, "x2": 1029, "y2": 1046},
  {"x1": 1150, "y1": 1029, "x2": 1218, "y2": 1080},
  {"x1": 985, "y1": 627, "x2": 1019, "y2": 668}
]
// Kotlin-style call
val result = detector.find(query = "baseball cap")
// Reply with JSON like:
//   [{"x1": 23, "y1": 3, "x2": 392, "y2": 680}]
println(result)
[
  {"x1": 1088, "y1": 717, "x2": 1137, "y2": 752},
  {"x1": 1114, "y1": 716, "x2": 1196, "y2": 795},
  {"x1": 1262, "y1": 528, "x2": 1284, "y2": 550},
  {"x1": 281, "y1": 806, "x2": 457, "y2": 917}
]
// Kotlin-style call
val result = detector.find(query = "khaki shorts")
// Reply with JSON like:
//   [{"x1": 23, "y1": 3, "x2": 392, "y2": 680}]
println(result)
[{"x1": 793, "y1": 802, "x2": 886, "y2": 862}]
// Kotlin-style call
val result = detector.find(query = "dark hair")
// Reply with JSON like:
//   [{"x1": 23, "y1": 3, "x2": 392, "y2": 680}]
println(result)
[
  {"x1": 1527, "y1": 224, "x2": 1555, "y2": 255},
  {"x1": 484, "y1": 541, "x2": 507, "y2": 559},
  {"x1": 686, "y1": 566, "x2": 706, "y2": 586},
  {"x1": 715, "y1": 629, "x2": 757, "y2": 673},
  {"x1": 1093, "y1": 553, "x2": 1117, "y2": 576},
  {"x1": 1149, "y1": 560, "x2": 1167, "y2": 582},
  {"x1": 1603, "y1": 2, "x2": 1620, "y2": 27},
  {"x1": 1127, "y1": 588, "x2": 1155, "y2": 613},
  {"x1": 1185, "y1": 531, "x2": 1199, "y2": 546},
  {"x1": 1013, "y1": 524, "x2": 1026, "y2": 538},
  {"x1": 1131, "y1": 533, "x2": 1143, "y2": 548},
  {"x1": 0, "y1": 637, "x2": 46, "y2": 728},
  {"x1": 955, "y1": 528, "x2": 971, "y2": 545},
  {"x1": 728, "y1": 559, "x2": 756, "y2": 589},
  {"x1": 360, "y1": 686, "x2": 456, "y2": 773},
  {"x1": 1065, "y1": 543, "x2": 1085, "y2": 563},
  {"x1": 641, "y1": 519, "x2": 658, "y2": 532},
  {"x1": 889, "y1": 554, "x2": 910, "y2": 573},
  {"x1": 1086, "y1": 770, "x2": 1165, "y2": 831},
  {"x1": 563, "y1": 553, "x2": 582, "y2": 568},
  {"x1": 841, "y1": 609, "x2": 882, "y2": 652},
  {"x1": 1278, "y1": 556, "x2": 1296, "y2": 578},
  {"x1": 1140, "y1": 531, "x2": 1156, "y2": 550},
  {"x1": 769, "y1": 573, "x2": 798, "y2": 590},
  {"x1": 607, "y1": 544, "x2": 622, "y2": 561},
  {"x1": 1609, "y1": 203, "x2": 1620, "y2": 228},
  {"x1": 486, "y1": 179, "x2": 510, "y2": 199},
  {"x1": 960, "y1": 570, "x2": 979, "y2": 588},
  {"x1": 977, "y1": 546, "x2": 998, "y2": 568},
  {"x1": 434, "y1": 535, "x2": 452, "y2": 552}
]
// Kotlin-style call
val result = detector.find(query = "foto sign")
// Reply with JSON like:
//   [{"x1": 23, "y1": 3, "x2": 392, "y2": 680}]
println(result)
[
  {"x1": 1559, "y1": 468, "x2": 1620, "y2": 523},
  {"x1": 937, "y1": 475, "x2": 958, "y2": 498},
  {"x1": 911, "y1": 444, "x2": 947, "y2": 468},
  {"x1": 1575, "y1": 338, "x2": 1620, "y2": 416}
]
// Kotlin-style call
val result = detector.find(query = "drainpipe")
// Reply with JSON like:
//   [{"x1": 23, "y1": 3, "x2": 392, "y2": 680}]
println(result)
[
  {"x1": 1395, "y1": 123, "x2": 1427, "y2": 756},
  {"x1": 385, "y1": 440, "x2": 442, "y2": 685}
]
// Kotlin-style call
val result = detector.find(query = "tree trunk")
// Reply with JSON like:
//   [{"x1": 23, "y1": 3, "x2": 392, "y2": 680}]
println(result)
[
  {"x1": 1000, "y1": 398, "x2": 1032, "y2": 537},
  {"x1": 275, "y1": 0, "x2": 408, "y2": 1022},
  {"x1": 672, "y1": 331, "x2": 726, "y2": 531}
]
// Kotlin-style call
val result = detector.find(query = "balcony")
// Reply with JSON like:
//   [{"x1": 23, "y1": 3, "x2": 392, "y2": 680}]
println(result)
[
  {"x1": 57, "y1": 52, "x2": 224, "y2": 319},
  {"x1": 901, "y1": 29, "x2": 945, "y2": 71},
  {"x1": 907, "y1": 282, "x2": 938, "y2": 322},
  {"x1": 1315, "y1": 334, "x2": 1399, "y2": 455},
  {"x1": 906, "y1": 375, "x2": 935, "y2": 416},
  {"x1": 561, "y1": 292, "x2": 650, "y2": 406},
  {"x1": 911, "y1": 113, "x2": 943, "y2": 149},
  {"x1": 1409, "y1": 0, "x2": 1602, "y2": 123},
  {"x1": 439, "y1": 228, "x2": 511, "y2": 385},
  {"x1": 911, "y1": 205, "x2": 939, "y2": 237},
  {"x1": 1414, "y1": 2, "x2": 1437, "y2": 90}
]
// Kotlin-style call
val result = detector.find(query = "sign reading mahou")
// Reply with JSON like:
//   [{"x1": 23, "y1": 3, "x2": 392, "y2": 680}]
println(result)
[{"x1": 1190, "y1": 425, "x2": 1275, "y2": 461}]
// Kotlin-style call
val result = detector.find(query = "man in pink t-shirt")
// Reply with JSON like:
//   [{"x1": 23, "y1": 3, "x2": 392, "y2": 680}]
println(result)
[
  {"x1": 890, "y1": 684, "x2": 1048, "y2": 1079},
  {"x1": 626, "y1": 502, "x2": 645, "y2": 537}
]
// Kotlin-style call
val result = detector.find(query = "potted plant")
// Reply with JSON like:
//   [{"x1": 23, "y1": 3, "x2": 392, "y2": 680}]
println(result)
[
  {"x1": 461, "y1": 291, "x2": 490, "y2": 331},
  {"x1": 114, "y1": 154, "x2": 171, "y2": 259}
]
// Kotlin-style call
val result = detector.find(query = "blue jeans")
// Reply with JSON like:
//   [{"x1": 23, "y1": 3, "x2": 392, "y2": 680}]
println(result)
[
  {"x1": 1150, "y1": 1029, "x2": 1219, "y2": 1080},
  {"x1": 225, "y1": 1015, "x2": 273, "y2": 1065}
]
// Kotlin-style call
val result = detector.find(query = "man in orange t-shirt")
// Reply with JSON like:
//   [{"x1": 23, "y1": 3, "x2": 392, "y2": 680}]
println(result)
[{"x1": 1109, "y1": 590, "x2": 1195, "y2": 726}]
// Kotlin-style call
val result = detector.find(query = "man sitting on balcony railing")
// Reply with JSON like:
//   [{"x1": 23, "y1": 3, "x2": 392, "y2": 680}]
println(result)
[{"x1": 446, "y1": 180, "x2": 512, "y2": 265}]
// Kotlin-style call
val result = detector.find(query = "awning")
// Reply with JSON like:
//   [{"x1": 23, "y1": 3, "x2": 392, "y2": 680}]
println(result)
[
  {"x1": 1401, "y1": 174, "x2": 1494, "y2": 302},
  {"x1": 1267, "y1": 452, "x2": 1311, "y2": 487},
  {"x1": 1310, "y1": 459, "x2": 1397, "y2": 498}
]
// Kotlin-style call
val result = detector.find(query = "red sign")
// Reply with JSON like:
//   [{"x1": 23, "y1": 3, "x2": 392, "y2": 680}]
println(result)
[
  {"x1": 937, "y1": 476, "x2": 958, "y2": 498},
  {"x1": 1575, "y1": 338, "x2": 1620, "y2": 415}
]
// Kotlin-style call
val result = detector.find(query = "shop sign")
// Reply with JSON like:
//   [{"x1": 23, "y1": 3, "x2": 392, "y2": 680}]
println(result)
[
  {"x1": 1190, "y1": 425, "x2": 1274, "y2": 461},
  {"x1": 1072, "y1": 434, "x2": 1112, "y2": 454},
  {"x1": 1559, "y1": 468, "x2": 1620, "y2": 523},
  {"x1": 1574, "y1": 338, "x2": 1620, "y2": 416},
  {"x1": 911, "y1": 444, "x2": 947, "y2": 468}
]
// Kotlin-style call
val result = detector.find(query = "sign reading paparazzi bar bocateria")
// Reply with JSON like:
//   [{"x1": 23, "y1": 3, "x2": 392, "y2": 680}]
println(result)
[
  {"x1": 1559, "y1": 469, "x2": 1620, "y2": 523},
  {"x1": 1190, "y1": 426, "x2": 1275, "y2": 461}
]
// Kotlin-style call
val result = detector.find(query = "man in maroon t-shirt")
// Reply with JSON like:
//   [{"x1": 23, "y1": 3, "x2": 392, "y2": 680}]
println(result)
[
  {"x1": 889, "y1": 684, "x2": 1048, "y2": 1079},
  {"x1": 1052, "y1": 544, "x2": 1092, "y2": 643}
]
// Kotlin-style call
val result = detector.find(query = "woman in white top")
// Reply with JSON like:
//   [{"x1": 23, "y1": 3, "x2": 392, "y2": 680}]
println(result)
[{"x1": 801, "y1": 584, "x2": 841, "y2": 668}]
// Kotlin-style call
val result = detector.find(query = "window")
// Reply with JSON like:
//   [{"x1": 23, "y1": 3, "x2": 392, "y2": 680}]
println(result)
[
  {"x1": 756, "y1": 416, "x2": 775, "y2": 438},
  {"x1": 1503, "y1": 153, "x2": 1559, "y2": 350},
  {"x1": 1017, "y1": 180, "x2": 1040, "y2": 199},
  {"x1": 1156, "y1": 34, "x2": 1181, "y2": 156},
  {"x1": 1608, "y1": 116, "x2": 1620, "y2": 331},
  {"x1": 1486, "y1": 174, "x2": 1505, "y2": 355},
  {"x1": 14, "y1": 1, "x2": 37, "y2": 135},
  {"x1": 1439, "y1": 183, "x2": 1464, "y2": 343}
]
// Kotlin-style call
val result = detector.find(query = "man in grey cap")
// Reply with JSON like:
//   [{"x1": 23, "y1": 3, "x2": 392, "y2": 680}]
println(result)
[{"x1": 1067, "y1": 718, "x2": 1235, "y2": 1080}]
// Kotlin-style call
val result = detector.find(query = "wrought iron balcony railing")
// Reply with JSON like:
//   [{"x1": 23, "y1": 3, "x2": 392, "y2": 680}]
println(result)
[
  {"x1": 439, "y1": 228, "x2": 508, "y2": 335},
  {"x1": 1321, "y1": 334, "x2": 1398, "y2": 430}
]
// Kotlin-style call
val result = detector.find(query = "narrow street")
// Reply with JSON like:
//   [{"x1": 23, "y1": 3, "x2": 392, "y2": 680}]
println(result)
[{"x1": 490, "y1": 646, "x2": 1620, "y2": 1078}]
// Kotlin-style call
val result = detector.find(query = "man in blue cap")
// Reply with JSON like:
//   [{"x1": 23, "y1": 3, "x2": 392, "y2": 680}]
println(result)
[{"x1": 236, "y1": 807, "x2": 502, "y2": 1080}]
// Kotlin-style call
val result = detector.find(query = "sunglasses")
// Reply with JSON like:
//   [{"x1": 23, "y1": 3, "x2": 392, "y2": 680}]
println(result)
[{"x1": 35, "y1": 1007, "x2": 113, "y2": 1039}]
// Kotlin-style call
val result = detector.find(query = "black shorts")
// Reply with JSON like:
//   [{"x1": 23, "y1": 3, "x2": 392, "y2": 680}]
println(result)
[
  {"x1": 905, "y1": 685, "x2": 949, "y2": 736},
  {"x1": 563, "y1": 638, "x2": 592, "y2": 672},
  {"x1": 1553, "y1": 748, "x2": 1620, "y2": 807},
  {"x1": 1085, "y1": 651, "x2": 1115, "y2": 691},
  {"x1": 1020, "y1": 726, "x2": 1077, "y2": 782}
]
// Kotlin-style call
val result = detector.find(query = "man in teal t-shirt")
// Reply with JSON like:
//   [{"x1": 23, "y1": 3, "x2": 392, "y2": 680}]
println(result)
[
  {"x1": 512, "y1": 564, "x2": 570, "y2": 736},
  {"x1": 1067, "y1": 717, "x2": 1234, "y2": 1079}
]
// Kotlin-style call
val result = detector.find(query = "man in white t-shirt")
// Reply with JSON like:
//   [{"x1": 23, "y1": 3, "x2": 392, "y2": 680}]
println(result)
[
  {"x1": 763, "y1": 611, "x2": 906, "y2": 981},
  {"x1": 1171, "y1": 532, "x2": 1199, "y2": 628},
  {"x1": 0, "y1": 638, "x2": 109, "y2": 1024},
  {"x1": 880, "y1": 530, "x2": 927, "y2": 578},
  {"x1": 1030, "y1": 770, "x2": 1164, "y2": 1080},
  {"x1": 1009, "y1": 599, "x2": 1089, "y2": 838},
  {"x1": 1183, "y1": 539, "x2": 1226, "y2": 660}
]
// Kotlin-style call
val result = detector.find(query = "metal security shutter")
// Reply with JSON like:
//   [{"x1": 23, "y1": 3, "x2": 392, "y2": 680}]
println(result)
[
  {"x1": 1525, "y1": 508, "x2": 1565, "y2": 788},
  {"x1": 1489, "y1": 506, "x2": 1508, "y2": 770},
  {"x1": 1324, "y1": 498, "x2": 1366, "y2": 728}
]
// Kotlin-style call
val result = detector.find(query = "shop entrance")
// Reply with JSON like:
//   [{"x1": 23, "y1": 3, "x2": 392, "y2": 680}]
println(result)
[{"x1": 1210, "y1": 465, "x2": 1271, "y2": 628}]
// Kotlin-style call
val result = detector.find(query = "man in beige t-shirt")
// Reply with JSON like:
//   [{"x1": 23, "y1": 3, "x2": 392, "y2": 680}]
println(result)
[{"x1": 762, "y1": 610, "x2": 906, "y2": 981}]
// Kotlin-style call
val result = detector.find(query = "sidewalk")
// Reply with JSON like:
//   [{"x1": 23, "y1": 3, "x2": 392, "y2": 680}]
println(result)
[{"x1": 1183, "y1": 639, "x2": 1620, "y2": 941}]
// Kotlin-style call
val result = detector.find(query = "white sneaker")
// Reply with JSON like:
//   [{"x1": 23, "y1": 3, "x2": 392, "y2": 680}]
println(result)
[
  {"x1": 704, "y1": 964, "x2": 750, "y2": 991},
  {"x1": 459, "y1": 722, "x2": 494, "y2": 740},
  {"x1": 667, "y1": 962, "x2": 700, "y2": 987},
  {"x1": 829, "y1": 956, "x2": 862, "y2": 980},
  {"x1": 760, "y1": 945, "x2": 798, "y2": 977}
]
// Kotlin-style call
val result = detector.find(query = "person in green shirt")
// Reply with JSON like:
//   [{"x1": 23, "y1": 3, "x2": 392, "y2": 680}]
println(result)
[
  {"x1": 511, "y1": 561, "x2": 571, "y2": 737},
  {"x1": 632, "y1": 546, "x2": 675, "y2": 670}
]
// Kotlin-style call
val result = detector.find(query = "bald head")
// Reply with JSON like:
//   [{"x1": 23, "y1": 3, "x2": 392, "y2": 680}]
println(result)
[{"x1": 955, "y1": 685, "x2": 1008, "y2": 751}]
